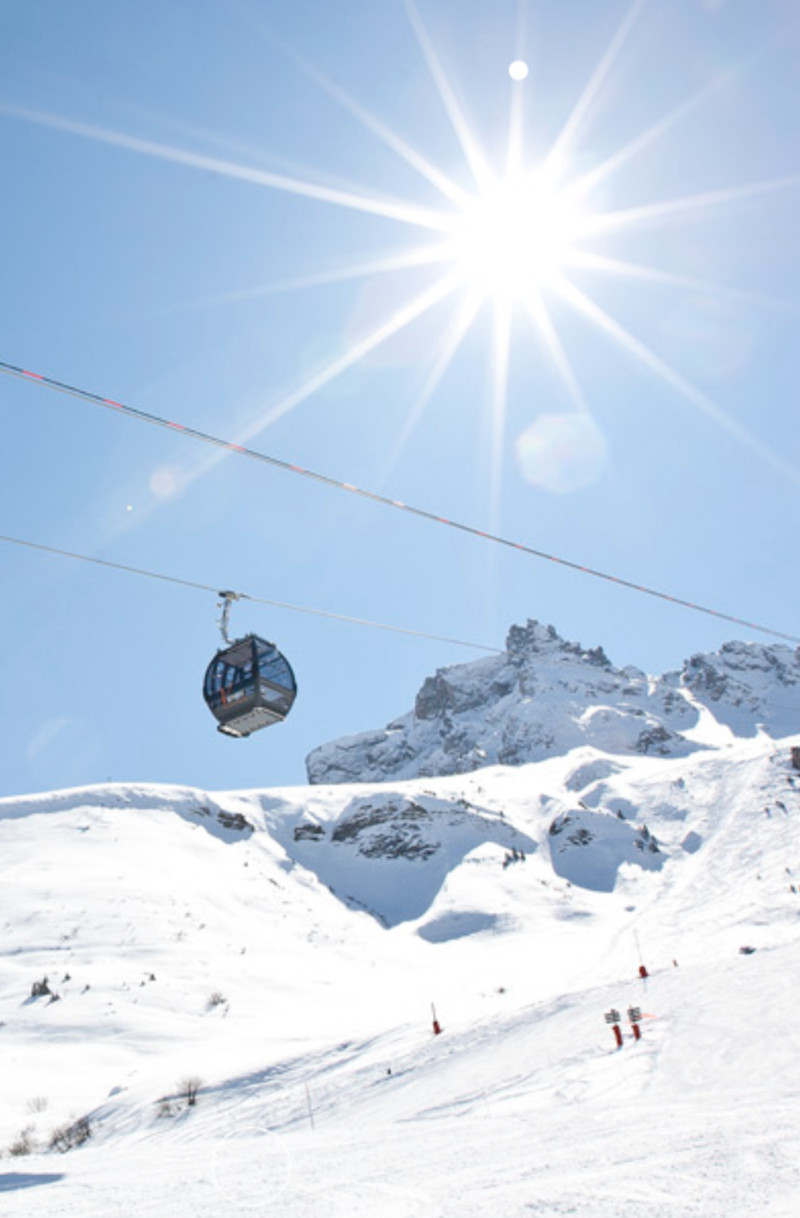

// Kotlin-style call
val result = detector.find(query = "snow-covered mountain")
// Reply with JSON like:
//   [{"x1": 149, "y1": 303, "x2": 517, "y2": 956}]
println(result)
[
  {"x1": 306, "y1": 619, "x2": 800, "y2": 784},
  {"x1": 3, "y1": 625, "x2": 800, "y2": 1215},
  {"x1": 2, "y1": 728, "x2": 800, "y2": 1215}
]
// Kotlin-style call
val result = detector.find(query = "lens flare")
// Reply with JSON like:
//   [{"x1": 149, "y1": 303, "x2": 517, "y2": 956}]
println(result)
[
  {"x1": 149, "y1": 466, "x2": 183, "y2": 500},
  {"x1": 515, "y1": 413, "x2": 608, "y2": 494}
]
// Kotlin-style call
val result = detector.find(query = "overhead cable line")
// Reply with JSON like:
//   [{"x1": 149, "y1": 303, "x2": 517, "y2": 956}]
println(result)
[
  {"x1": 0, "y1": 531, "x2": 501, "y2": 654},
  {"x1": 1, "y1": 358, "x2": 798, "y2": 646}
]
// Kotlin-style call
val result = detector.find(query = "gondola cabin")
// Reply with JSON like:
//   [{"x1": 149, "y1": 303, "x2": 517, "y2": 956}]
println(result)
[{"x1": 203, "y1": 634, "x2": 297, "y2": 737}]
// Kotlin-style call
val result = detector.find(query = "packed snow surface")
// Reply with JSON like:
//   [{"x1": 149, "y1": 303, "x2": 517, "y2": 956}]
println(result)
[{"x1": 2, "y1": 730, "x2": 800, "y2": 1215}]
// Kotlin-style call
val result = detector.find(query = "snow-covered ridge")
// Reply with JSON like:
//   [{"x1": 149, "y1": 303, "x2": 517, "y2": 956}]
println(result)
[
  {"x1": 306, "y1": 619, "x2": 800, "y2": 784},
  {"x1": 2, "y1": 735, "x2": 800, "y2": 1214},
  {"x1": 3, "y1": 731, "x2": 797, "y2": 941}
]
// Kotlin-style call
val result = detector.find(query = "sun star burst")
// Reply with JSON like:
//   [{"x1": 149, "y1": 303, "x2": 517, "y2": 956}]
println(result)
[
  {"x1": 4, "y1": 0, "x2": 794, "y2": 512},
  {"x1": 445, "y1": 170, "x2": 588, "y2": 302}
]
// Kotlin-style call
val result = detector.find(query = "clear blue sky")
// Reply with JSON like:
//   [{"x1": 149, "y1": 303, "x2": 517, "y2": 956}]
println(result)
[{"x1": 0, "y1": 0, "x2": 798, "y2": 797}]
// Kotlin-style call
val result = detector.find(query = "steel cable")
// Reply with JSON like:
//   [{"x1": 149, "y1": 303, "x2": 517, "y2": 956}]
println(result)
[{"x1": 1, "y1": 358, "x2": 797, "y2": 645}]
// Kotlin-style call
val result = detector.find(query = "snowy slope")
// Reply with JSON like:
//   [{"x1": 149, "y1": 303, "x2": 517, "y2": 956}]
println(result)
[
  {"x1": 306, "y1": 620, "x2": 800, "y2": 784},
  {"x1": 2, "y1": 733, "x2": 800, "y2": 1215}
]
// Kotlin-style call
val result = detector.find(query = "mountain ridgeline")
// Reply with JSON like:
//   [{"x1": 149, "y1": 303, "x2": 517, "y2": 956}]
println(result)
[{"x1": 306, "y1": 620, "x2": 800, "y2": 785}]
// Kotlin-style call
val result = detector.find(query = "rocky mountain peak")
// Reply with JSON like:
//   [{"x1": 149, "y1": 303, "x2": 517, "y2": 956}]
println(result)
[
  {"x1": 506, "y1": 619, "x2": 611, "y2": 668},
  {"x1": 305, "y1": 619, "x2": 800, "y2": 785}
]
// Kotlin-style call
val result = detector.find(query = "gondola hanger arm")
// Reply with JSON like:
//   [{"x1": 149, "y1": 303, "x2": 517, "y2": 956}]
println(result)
[{"x1": 218, "y1": 590, "x2": 244, "y2": 645}]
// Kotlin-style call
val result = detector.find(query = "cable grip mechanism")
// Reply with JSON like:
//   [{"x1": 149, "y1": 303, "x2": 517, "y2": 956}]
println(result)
[{"x1": 217, "y1": 590, "x2": 241, "y2": 645}]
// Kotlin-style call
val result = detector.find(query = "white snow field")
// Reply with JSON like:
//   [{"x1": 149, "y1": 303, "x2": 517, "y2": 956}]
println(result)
[{"x1": 2, "y1": 735, "x2": 800, "y2": 1216}]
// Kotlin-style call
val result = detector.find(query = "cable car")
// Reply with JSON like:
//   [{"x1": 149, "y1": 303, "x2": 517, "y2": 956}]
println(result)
[{"x1": 203, "y1": 593, "x2": 297, "y2": 737}]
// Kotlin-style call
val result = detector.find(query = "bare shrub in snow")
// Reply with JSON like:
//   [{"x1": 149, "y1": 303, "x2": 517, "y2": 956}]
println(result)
[
  {"x1": 27, "y1": 1095, "x2": 49, "y2": 1114},
  {"x1": 8, "y1": 1127, "x2": 35, "y2": 1157},
  {"x1": 207, "y1": 991, "x2": 227, "y2": 1009},
  {"x1": 178, "y1": 1075, "x2": 203, "y2": 1106},
  {"x1": 49, "y1": 1115, "x2": 91, "y2": 1152}
]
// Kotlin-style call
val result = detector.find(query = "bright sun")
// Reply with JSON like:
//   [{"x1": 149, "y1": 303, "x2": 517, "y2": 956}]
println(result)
[
  {"x1": 447, "y1": 171, "x2": 586, "y2": 300},
  {"x1": 10, "y1": 0, "x2": 795, "y2": 507}
]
